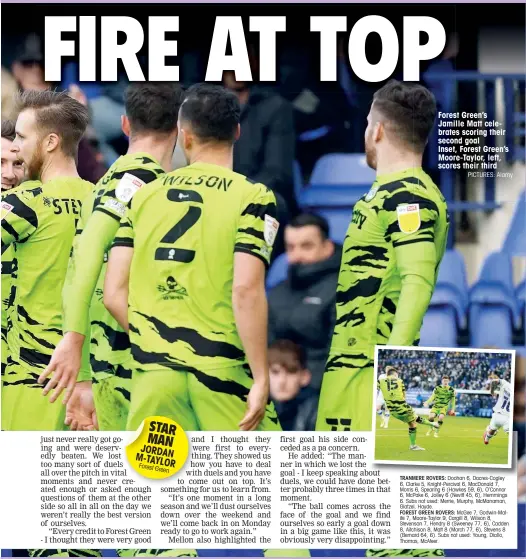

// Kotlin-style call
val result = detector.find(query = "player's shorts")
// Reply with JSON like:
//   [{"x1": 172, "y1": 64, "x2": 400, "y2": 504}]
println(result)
[
  {"x1": 365, "y1": 549, "x2": 445, "y2": 557},
  {"x1": 92, "y1": 361, "x2": 133, "y2": 431},
  {"x1": 1, "y1": 359, "x2": 66, "y2": 431},
  {"x1": 430, "y1": 406, "x2": 447, "y2": 417},
  {"x1": 125, "y1": 364, "x2": 282, "y2": 432},
  {"x1": 489, "y1": 411, "x2": 510, "y2": 433},
  {"x1": 387, "y1": 402, "x2": 417, "y2": 425},
  {"x1": 316, "y1": 353, "x2": 374, "y2": 431}
]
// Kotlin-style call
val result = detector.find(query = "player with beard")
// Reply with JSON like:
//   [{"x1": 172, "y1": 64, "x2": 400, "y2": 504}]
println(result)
[
  {"x1": 1, "y1": 90, "x2": 93, "y2": 431},
  {"x1": 316, "y1": 80, "x2": 449, "y2": 433},
  {"x1": 314, "y1": 80, "x2": 449, "y2": 558}
]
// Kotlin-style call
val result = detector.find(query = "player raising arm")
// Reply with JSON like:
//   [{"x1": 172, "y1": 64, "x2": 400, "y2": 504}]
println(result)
[{"x1": 424, "y1": 375, "x2": 456, "y2": 437}]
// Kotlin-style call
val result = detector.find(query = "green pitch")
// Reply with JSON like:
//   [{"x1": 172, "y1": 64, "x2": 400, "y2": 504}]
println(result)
[{"x1": 374, "y1": 415, "x2": 509, "y2": 465}]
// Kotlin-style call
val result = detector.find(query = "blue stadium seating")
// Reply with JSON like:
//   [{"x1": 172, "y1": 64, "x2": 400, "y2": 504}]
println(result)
[
  {"x1": 431, "y1": 250, "x2": 469, "y2": 329},
  {"x1": 266, "y1": 252, "x2": 288, "y2": 290},
  {"x1": 298, "y1": 153, "x2": 375, "y2": 209},
  {"x1": 517, "y1": 279, "x2": 526, "y2": 316},
  {"x1": 293, "y1": 160, "x2": 303, "y2": 200},
  {"x1": 502, "y1": 189, "x2": 526, "y2": 256},
  {"x1": 420, "y1": 306, "x2": 458, "y2": 347},
  {"x1": 316, "y1": 209, "x2": 352, "y2": 244},
  {"x1": 300, "y1": 185, "x2": 368, "y2": 208},
  {"x1": 309, "y1": 153, "x2": 375, "y2": 186},
  {"x1": 469, "y1": 252, "x2": 521, "y2": 346}
]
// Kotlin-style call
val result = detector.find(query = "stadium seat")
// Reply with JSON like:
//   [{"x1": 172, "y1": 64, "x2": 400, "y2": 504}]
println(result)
[
  {"x1": 469, "y1": 251, "x2": 521, "y2": 329},
  {"x1": 293, "y1": 160, "x2": 303, "y2": 200},
  {"x1": 470, "y1": 305, "x2": 515, "y2": 348},
  {"x1": 430, "y1": 250, "x2": 469, "y2": 329},
  {"x1": 266, "y1": 252, "x2": 289, "y2": 290},
  {"x1": 310, "y1": 153, "x2": 376, "y2": 186},
  {"x1": 419, "y1": 306, "x2": 458, "y2": 348},
  {"x1": 316, "y1": 208, "x2": 352, "y2": 244},
  {"x1": 517, "y1": 279, "x2": 526, "y2": 316},
  {"x1": 502, "y1": 189, "x2": 526, "y2": 256},
  {"x1": 298, "y1": 153, "x2": 375, "y2": 209},
  {"x1": 469, "y1": 252, "x2": 521, "y2": 347},
  {"x1": 299, "y1": 185, "x2": 368, "y2": 208}
]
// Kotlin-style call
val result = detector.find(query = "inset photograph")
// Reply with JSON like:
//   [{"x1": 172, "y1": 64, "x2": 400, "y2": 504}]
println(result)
[{"x1": 373, "y1": 346, "x2": 514, "y2": 468}]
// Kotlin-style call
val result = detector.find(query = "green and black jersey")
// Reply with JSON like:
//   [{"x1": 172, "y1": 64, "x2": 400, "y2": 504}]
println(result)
[
  {"x1": 112, "y1": 162, "x2": 279, "y2": 372},
  {"x1": 1, "y1": 177, "x2": 92, "y2": 367}
]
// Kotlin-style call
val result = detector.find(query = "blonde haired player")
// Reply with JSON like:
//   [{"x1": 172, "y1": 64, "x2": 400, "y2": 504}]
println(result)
[{"x1": 484, "y1": 374, "x2": 511, "y2": 445}]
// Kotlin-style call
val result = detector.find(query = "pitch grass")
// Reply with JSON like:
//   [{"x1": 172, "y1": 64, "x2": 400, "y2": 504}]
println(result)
[{"x1": 374, "y1": 415, "x2": 509, "y2": 465}]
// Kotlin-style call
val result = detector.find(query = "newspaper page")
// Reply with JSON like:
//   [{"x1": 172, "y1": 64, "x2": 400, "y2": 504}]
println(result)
[{"x1": 0, "y1": 2, "x2": 524, "y2": 559}]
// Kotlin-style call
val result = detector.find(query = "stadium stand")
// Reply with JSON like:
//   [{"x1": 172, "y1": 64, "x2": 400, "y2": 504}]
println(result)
[
  {"x1": 469, "y1": 252, "x2": 522, "y2": 348},
  {"x1": 298, "y1": 153, "x2": 375, "y2": 209},
  {"x1": 503, "y1": 189, "x2": 526, "y2": 256},
  {"x1": 266, "y1": 252, "x2": 289, "y2": 291}
]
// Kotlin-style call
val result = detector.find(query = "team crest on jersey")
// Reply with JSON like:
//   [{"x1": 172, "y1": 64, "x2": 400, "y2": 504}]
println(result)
[
  {"x1": 1, "y1": 201, "x2": 14, "y2": 219},
  {"x1": 157, "y1": 276, "x2": 188, "y2": 300},
  {"x1": 364, "y1": 185, "x2": 378, "y2": 202},
  {"x1": 396, "y1": 203, "x2": 420, "y2": 234},
  {"x1": 116, "y1": 173, "x2": 146, "y2": 203},
  {"x1": 264, "y1": 214, "x2": 279, "y2": 246}
]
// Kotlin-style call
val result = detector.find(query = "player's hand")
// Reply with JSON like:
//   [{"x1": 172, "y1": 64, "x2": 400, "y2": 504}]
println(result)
[
  {"x1": 65, "y1": 381, "x2": 99, "y2": 431},
  {"x1": 239, "y1": 379, "x2": 269, "y2": 431},
  {"x1": 38, "y1": 332, "x2": 85, "y2": 404},
  {"x1": 448, "y1": 410, "x2": 456, "y2": 416}
]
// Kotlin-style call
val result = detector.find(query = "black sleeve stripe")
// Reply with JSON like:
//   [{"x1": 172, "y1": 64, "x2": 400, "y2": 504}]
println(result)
[
  {"x1": 119, "y1": 222, "x2": 133, "y2": 229},
  {"x1": 2, "y1": 220, "x2": 20, "y2": 241},
  {"x1": 234, "y1": 246, "x2": 269, "y2": 269},
  {"x1": 111, "y1": 168, "x2": 160, "y2": 184},
  {"x1": 382, "y1": 192, "x2": 439, "y2": 214},
  {"x1": 93, "y1": 206, "x2": 122, "y2": 222},
  {"x1": 4, "y1": 193, "x2": 39, "y2": 229},
  {"x1": 235, "y1": 241, "x2": 262, "y2": 253},
  {"x1": 378, "y1": 180, "x2": 405, "y2": 194},
  {"x1": 237, "y1": 226, "x2": 265, "y2": 241},
  {"x1": 241, "y1": 202, "x2": 275, "y2": 219},
  {"x1": 112, "y1": 238, "x2": 134, "y2": 248},
  {"x1": 393, "y1": 238, "x2": 435, "y2": 248}
]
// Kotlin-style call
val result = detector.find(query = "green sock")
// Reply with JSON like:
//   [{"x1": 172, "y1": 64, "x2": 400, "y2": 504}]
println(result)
[
  {"x1": 421, "y1": 418, "x2": 435, "y2": 427},
  {"x1": 409, "y1": 427, "x2": 417, "y2": 446}
]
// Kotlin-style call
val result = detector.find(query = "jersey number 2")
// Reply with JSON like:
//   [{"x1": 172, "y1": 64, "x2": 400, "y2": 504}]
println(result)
[{"x1": 155, "y1": 189, "x2": 203, "y2": 263}]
